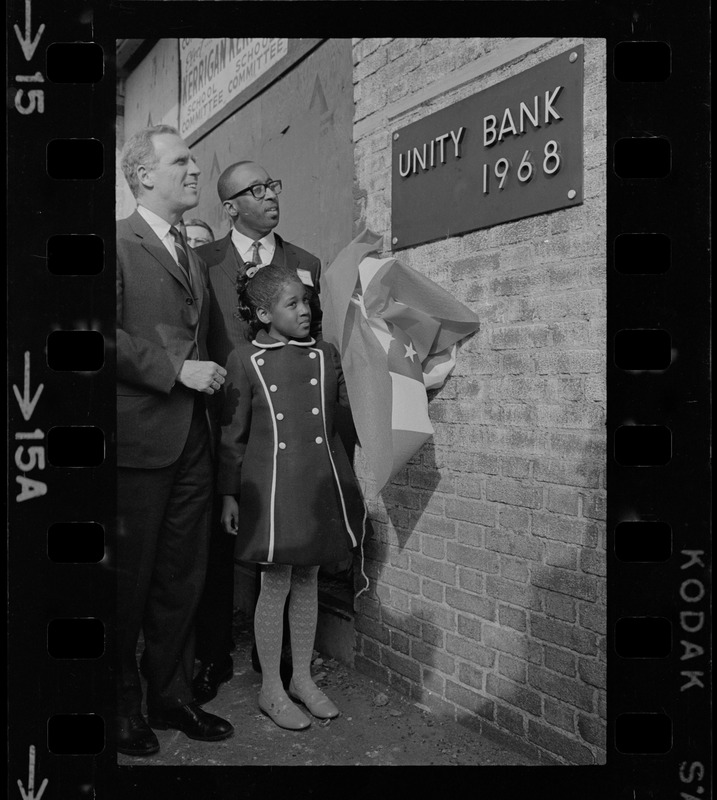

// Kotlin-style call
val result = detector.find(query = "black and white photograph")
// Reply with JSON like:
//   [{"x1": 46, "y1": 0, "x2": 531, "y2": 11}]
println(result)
[
  {"x1": 113, "y1": 35, "x2": 607, "y2": 767},
  {"x1": 7, "y1": 3, "x2": 710, "y2": 799}
]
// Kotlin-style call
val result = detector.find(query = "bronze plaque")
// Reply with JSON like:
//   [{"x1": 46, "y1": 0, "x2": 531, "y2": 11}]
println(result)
[{"x1": 391, "y1": 46, "x2": 584, "y2": 249}]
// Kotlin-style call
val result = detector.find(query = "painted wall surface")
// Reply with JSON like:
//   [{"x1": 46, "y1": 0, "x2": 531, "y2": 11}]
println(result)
[
  {"x1": 351, "y1": 37, "x2": 607, "y2": 766},
  {"x1": 116, "y1": 40, "x2": 181, "y2": 220},
  {"x1": 123, "y1": 39, "x2": 181, "y2": 135}
]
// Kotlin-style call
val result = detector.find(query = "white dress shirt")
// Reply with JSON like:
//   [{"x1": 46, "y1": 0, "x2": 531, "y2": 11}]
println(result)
[
  {"x1": 137, "y1": 204, "x2": 184, "y2": 266},
  {"x1": 231, "y1": 228, "x2": 276, "y2": 266}
]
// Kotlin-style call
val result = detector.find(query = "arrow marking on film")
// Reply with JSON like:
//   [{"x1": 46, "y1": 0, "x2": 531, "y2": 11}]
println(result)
[
  {"x1": 13, "y1": 352, "x2": 44, "y2": 422},
  {"x1": 17, "y1": 745, "x2": 49, "y2": 800},
  {"x1": 14, "y1": 0, "x2": 46, "y2": 62}
]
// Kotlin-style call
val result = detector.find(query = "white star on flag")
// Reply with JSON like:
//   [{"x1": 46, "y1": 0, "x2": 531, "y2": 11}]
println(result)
[{"x1": 320, "y1": 229, "x2": 480, "y2": 495}]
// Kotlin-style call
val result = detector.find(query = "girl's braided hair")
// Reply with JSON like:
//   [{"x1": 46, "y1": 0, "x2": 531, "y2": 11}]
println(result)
[{"x1": 235, "y1": 264, "x2": 307, "y2": 338}]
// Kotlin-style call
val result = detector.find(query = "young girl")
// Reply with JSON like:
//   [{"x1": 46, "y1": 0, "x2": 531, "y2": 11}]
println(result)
[{"x1": 217, "y1": 264, "x2": 364, "y2": 730}]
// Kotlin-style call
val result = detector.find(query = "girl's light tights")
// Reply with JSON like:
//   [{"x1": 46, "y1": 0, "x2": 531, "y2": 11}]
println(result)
[{"x1": 254, "y1": 563, "x2": 320, "y2": 700}]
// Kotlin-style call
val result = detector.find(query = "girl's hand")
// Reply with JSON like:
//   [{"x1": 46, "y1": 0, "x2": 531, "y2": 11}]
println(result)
[{"x1": 221, "y1": 495, "x2": 239, "y2": 535}]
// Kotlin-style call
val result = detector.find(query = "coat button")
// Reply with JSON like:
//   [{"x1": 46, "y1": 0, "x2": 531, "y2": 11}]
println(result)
[
  {"x1": 185, "y1": 297, "x2": 194, "y2": 305},
  {"x1": 315, "y1": 436, "x2": 323, "y2": 444},
  {"x1": 270, "y1": 384, "x2": 277, "y2": 392},
  {"x1": 309, "y1": 352, "x2": 317, "y2": 359},
  {"x1": 257, "y1": 358, "x2": 265, "y2": 366},
  {"x1": 310, "y1": 378, "x2": 318, "y2": 386},
  {"x1": 312, "y1": 408, "x2": 319, "y2": 415},
  {"x1": 279, "y1": 442, "x2": 286, "y2": 450},
  {"x1": 276, "y1": 412, "x2": 284, "y2": 420}
]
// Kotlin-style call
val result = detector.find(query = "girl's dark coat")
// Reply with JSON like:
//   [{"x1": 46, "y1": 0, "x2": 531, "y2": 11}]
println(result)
[{"x1": 217, "y1": 330, "x2": 364, "y2": 565}]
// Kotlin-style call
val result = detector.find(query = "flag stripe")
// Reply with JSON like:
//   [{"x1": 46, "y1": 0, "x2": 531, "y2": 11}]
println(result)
[
  {"x1": 390, "y1": 372, "x2": 433, "y2": 435},
  {"x1": 341, "y1": 301, "x2": 395, "y2": 491},
  {"x1": 358, "y1": 256, "x2": 393, "y2": 291}
]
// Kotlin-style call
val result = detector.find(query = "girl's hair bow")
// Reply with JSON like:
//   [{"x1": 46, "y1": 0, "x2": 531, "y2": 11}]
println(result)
[{"x1": 245, "y1": 263, "x2": 265, "y2": 279}]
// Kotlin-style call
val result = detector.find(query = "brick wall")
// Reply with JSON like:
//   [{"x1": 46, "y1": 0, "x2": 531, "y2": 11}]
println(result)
[{"x1": 351, "y1": 37, "x2": 606, "y2": 765}]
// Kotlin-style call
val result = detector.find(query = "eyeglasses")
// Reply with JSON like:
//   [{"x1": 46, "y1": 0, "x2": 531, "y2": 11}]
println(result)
[{"x1": 225, "y1": 180, "x2": 282, "y2": 201}]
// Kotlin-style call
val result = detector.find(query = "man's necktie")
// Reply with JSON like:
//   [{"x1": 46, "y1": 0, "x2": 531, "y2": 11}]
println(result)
[
  {"x1": 169, "y1": 226, "x2": 193, "y2": 289},
  {"x1": 243, "y1": 240, "x2": 265, "y2": 278}
]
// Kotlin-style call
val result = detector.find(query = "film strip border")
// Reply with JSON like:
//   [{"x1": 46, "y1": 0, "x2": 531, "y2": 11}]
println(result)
[
  {"x1": 8, "y1": 0, "x2": 116, "y2": 797},
  {"x1": 6, "y1": 3, "x2": 710, "y2": 798},
  {"x1": 608, "y1": 27, "x2": 711, "y2": 799}
]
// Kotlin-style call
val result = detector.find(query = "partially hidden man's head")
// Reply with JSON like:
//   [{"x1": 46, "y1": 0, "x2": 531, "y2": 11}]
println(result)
[
  {"x1": 184, "y1": 218, "x2": 215, "y2": 248},
  {"x1": 217, "y1": 161, "x2": 281, "y2": 239},
  {"x1": 121, "y1": 125, "x2": 201, "y2": 220}
]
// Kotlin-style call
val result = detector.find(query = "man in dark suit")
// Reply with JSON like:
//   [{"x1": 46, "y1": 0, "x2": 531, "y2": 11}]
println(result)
[
  {"x1": 116, "y1": 125, "x2": 233, "y2": 756},
  {"x1": 192, "y1": 161, "x2": 321, "y2": 703}
]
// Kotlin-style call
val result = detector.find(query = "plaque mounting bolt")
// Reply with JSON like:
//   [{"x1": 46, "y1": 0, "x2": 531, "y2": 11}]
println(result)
[
  {"x1": 392, "y1": 237, "x2": 398, "y2": 245},
  {"x1": 393, "y1": 133, "x2": 399, "y2": 140},
  {"x1": 569, "y1": 52, "x2": 578, "y2": 63},
  {"x1": 567, "y1": 189, "x2": 577, "y2": 199}
]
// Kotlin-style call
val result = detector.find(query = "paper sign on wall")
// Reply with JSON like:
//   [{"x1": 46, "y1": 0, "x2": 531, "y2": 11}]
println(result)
[{"x1": 179, "y1": 38, "x2": 288, "y2": 139}]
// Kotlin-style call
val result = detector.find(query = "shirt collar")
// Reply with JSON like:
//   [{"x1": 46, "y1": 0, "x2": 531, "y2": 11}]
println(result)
[
  {"x1": 137, "y1": 204, "x2": 174, "y2": 240},
  {"x1": 252, "y1": 329, "x2": 316, "y2": 349},
  {"x1": 231, "y1": 228, "x2": 276, "y2": 262}
]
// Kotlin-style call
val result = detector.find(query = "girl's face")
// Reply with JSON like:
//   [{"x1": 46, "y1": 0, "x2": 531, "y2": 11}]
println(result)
[{"x1": 259, "y1": 280, "x2": 312, "y2": 342}]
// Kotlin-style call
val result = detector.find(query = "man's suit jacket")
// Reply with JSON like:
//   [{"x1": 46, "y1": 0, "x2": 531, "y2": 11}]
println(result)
[
  {"x1": 198, "y1": 232, "x2": 322, "y2": 370},
  {"x1": 117, "y1": 209, "x2": 212, "y2": 469}
]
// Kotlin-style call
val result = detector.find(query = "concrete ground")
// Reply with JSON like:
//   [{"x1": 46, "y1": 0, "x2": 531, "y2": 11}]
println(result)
[{"x1": 119, "y1": 611, "x2": 542, "y2": 767}]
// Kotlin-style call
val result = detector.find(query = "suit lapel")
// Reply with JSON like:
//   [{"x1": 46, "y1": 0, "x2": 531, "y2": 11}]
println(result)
[
  {"x1": 271, "y1": 234, "x2": 288, "y2": 268},
  {"x1": 216, "y1": 233, "x2": 243, "y2": 284},
  {"x1": 129, "y1": 210, "x2": 193, "y2": 294}
]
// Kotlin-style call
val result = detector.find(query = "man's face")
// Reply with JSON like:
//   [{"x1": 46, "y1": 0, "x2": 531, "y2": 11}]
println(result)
[
  {"x1": 223, "y1": 163, "x2": 280, "y2": 238},
  {"x1": 185, "y1": 225, "x2": 213, "y2": 248},
  {"x1": 140, "y1": 133, "x2": 200, "y2": 220}
]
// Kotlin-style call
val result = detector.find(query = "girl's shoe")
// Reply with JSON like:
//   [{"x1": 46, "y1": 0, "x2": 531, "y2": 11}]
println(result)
[
  {"x1": 258, "y1": 692, "x2": 311, "y2": 730},
  {"x1": 288, "y1": 679, "x2": 340, "y2": 719}
]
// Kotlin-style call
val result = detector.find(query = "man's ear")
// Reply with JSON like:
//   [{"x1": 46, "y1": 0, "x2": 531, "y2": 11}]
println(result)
[
  {"x1": 223, "y1": 200, "x2": 238, "y2": 219},
  {"x1": 137, "y1": 164, "x2": 154, "y2": 191},
  {"x1": 256, "y1": 306, "x2": 272, "y2": 325}
]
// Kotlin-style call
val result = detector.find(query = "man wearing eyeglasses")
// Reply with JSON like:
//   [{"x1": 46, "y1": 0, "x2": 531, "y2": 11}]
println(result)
[
  {"x1": 199, "y1": 161, "x2": 322, "y2": 370},
  {"x1": 192, "y1": 160, "x2": 322, "y2": 704}
]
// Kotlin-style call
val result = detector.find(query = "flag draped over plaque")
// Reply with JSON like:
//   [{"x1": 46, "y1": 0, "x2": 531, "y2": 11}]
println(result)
[{"x1": 321, "y1": 229, "x2": 480, "y2": 495}]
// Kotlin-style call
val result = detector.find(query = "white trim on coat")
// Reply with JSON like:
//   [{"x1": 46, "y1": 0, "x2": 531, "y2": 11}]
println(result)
[
  {"x1": 251, "y1": 336, "x2": 316, "y2": 349},
  {"x1": 250, "y1": 349, "x2": 279, "y2": 562},
  {"x1": 315, "y1": 347, "x2": 358, "y2": 548}
]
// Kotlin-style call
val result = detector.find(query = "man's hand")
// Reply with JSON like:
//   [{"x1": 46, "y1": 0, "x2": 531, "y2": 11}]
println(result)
[
  {"x1": 177, "y1": 361, "x2": 227, "y2": 394},
  {"x1": 221, "y1": 496, "x2": 239, "y2": 535}
]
